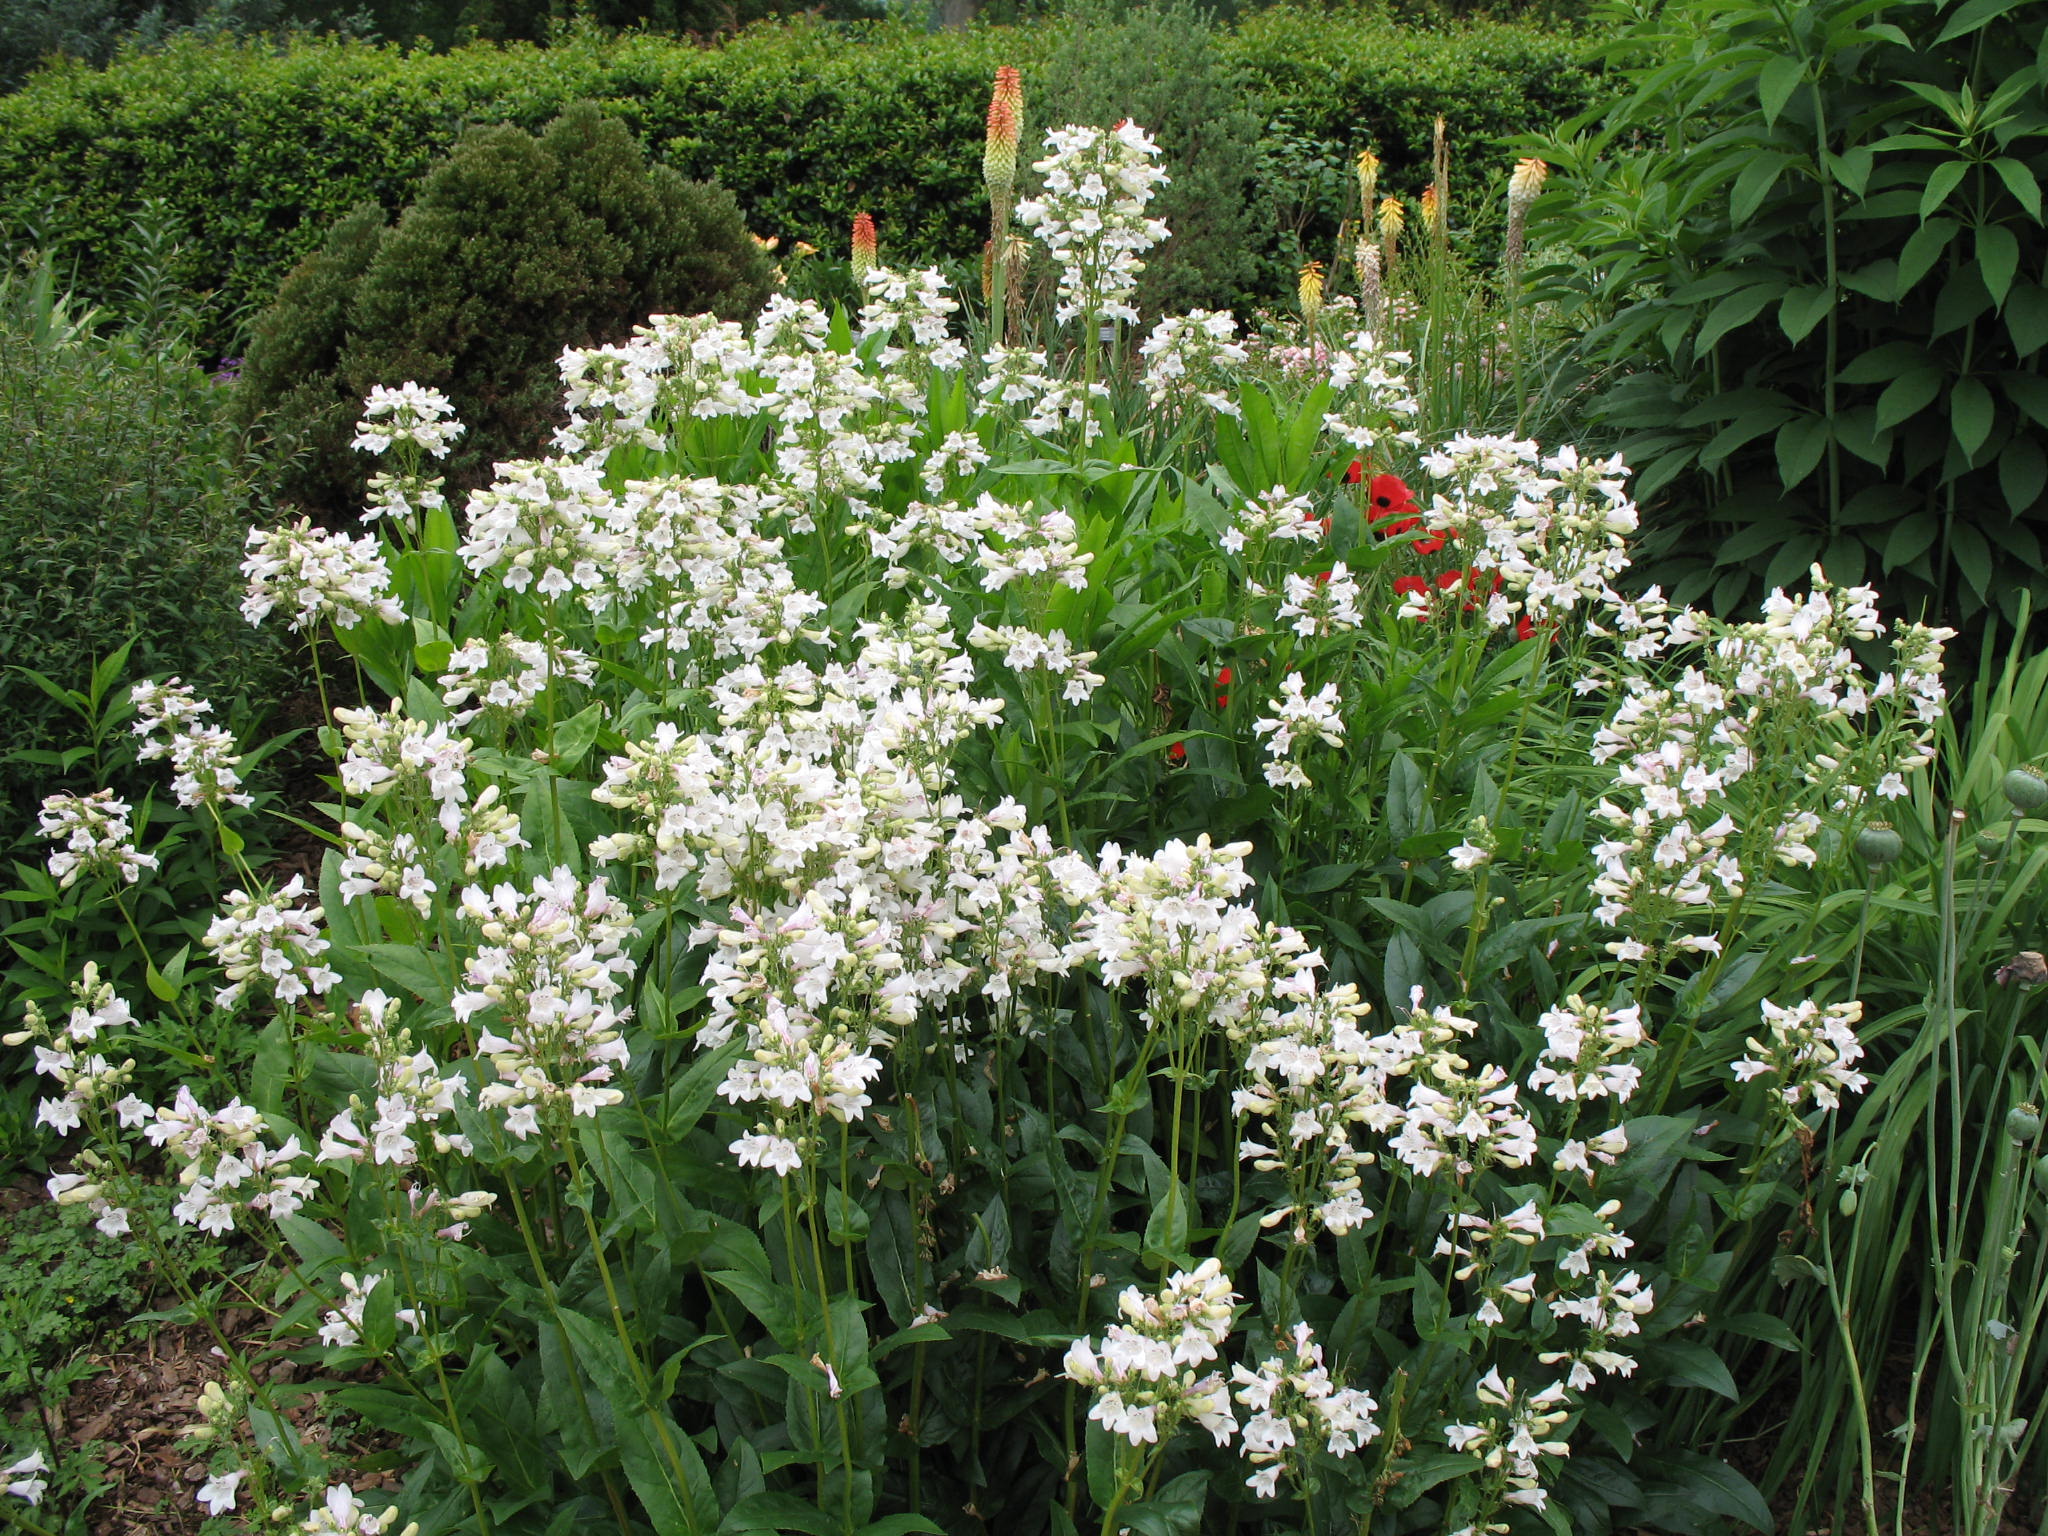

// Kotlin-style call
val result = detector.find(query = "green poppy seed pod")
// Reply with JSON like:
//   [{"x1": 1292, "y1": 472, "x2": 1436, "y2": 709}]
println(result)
[
  {"x1": 2007, "y1": 1104, "x2": 2042, "y2": 1143},
  {"x1": 1837, "y1": 1189, "x2": 1858, "y2": 1217},
  {"x1": 2004, "y1": 767, "x2": 2048, "y2": 812},
  {"x1": 1854, "y1": 823, "x2": 1903, "y2": 865},
  {"x1": 1978, "y1": 827, "x2": 2008, "y2": 859}
]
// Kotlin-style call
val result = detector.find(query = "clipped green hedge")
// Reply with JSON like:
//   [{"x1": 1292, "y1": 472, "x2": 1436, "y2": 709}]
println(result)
[{"x1": 0, "y1": 11, "x2": 1603, "y2": 327}]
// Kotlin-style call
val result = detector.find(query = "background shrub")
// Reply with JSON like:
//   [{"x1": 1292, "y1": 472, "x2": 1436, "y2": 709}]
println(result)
[
  {"x1": 0, "y1": 11, "x2": 1605, "y2": 342},
  {"x1": 1531, "y1": 0, "x2": 2048, "y2": 629},
  {"x1": 0, "y1": 250, "x2": 288, "y2": 844},
  {"x1": 1032, "y1": 0, "x2": 1268, "y2": 314},
  {"x1": 236, "y1": 101, "x2": 778, "y2": 518}
]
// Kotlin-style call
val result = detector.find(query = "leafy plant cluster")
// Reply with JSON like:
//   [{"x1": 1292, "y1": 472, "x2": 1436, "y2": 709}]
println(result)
[
  {"x1": 0, "y1": 237, "x2": 292, "y2": 849},
  {"x1": 234, "y1": 101, "x2": 778, "y2": 521},
  {"x1": 0, "y1": 8, "x2": 1603, "y2": 339},
  {"x1": 5, "y1": 89, "x2": 2042, "y2": 1536},
  {"x1": 1531, "y1": 0, "x2": 2048, "y2": 629},
  {"x1": 0, "y1": 1188, "x2": 225, "y2": 1402}
]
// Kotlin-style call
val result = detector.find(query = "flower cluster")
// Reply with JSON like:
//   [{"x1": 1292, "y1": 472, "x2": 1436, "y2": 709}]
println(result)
[
  {"x1": 1732, "y1": 997, "x2": 1869, "y2": 1113},
  {"x1": 1230, "y1": 976, "x2": 1384, "y2": 1238},
  {"x1": 353, "y1": 382, "x2": 464, "y2": 459},
  {"x1": 1524, "y1": 997, "x2": 1646, "y2": 1103},
  {"x1": 1252, "y1": 674, "x2": 1345, "y2": 790},
  {"x1": 39, "y1": 788, "x2": 158, "y2": 888},
  {"x1": 1386, "y1": 992, "x2": 1539, "y2": 1179},
  {"x1": 1015, "y1": 122, "x2": 1171, "y2": 327},
  {"x1": 145, "y1": 1086, "x2": 318, "y2": 1235},
  {"x1": 1443, "y1": 1367, "x2": 1572, "y2": 1516},
  {"x1": 202, "y1": 876, "x2": 341, "y2": 1011},
  {"x1": 130, "y1": 678, "x2": 252, "y2": 810},
  {"x1": 1062, "y1": 1260, "x2": 1239, "y2": 1446},
  {"x1": 317, "y1": 990, "x2": 471, "y2": 1168},
  {"x1": 1232, "y1": 1321, "x2": 1381, "y2": 1497},
  {"x1": 454, "y1": 868, "x2": 636, "y2": 1137},
  {"x1": 1222, "y1": 484, "x2": 1324, "y2": 562},
  {"x1": 1140, "y1": 309, "x2": 1249, "y2": 416},
  {"x1": 8, "y1": 966, "x2": 141, "y2": 1163},
  {"x1": 242, "y1": 518, "x2": 406, "y2": 630}
]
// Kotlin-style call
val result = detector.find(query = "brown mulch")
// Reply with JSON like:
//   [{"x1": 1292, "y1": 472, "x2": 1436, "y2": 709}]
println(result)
[{"x1": 0, "y1": 1175, "x2": 397, "y2": 1536}]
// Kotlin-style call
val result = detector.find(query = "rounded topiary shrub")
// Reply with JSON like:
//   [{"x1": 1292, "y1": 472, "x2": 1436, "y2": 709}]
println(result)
[{"x1": 237, "y1": 101, "x2": 778, "y2": 519}]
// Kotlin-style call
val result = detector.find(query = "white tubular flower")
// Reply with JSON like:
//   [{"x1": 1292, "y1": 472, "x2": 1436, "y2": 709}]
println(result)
[
  {"x1": 3, "y1": 1449, "x2": 49, "y2": 1505},
  {"x1": 354, "y1": 382, "x2": 464, "y2": 459},
  {"x1": 196, "y1": 1469, "x2": 245, "y2": 1517},
  {"x1": 294, "y1": 1483, "x2": 409, "y2": 1536},
  {"x1": 203, "y1": 876, "x2": 340, "y2": 1011},
  {"x1": 241, "y1": 518, "x2": 406, "y2": 631},
  {"x1": 1015, "y1": 121, "x2": 1171, "y2": 327},
  {"x1": 1733, "y1": 997, "x2": 1869, "y2": 1113},
  {"x1": 39, "y1": 789, "x2": 158, "y2": 889},
  {"x1": 1230, "y1": 1320, "x2": 1380, "y2": 1498},
  {"x1": 1064, "y1": 1260, "x2": 1240, "y2": 1448},
  {"x1": 130, "y1": 678, "x2": 252, "y2": 810}
]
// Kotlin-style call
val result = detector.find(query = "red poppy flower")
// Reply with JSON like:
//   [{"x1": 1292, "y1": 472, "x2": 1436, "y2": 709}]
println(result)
[
  {"x1": 1393, "y1": 575, "x2": 1429, "y2": 597},
  {"x1": 1215, "y1": 667, "x2": 1232, "y2": 708},
  {"x1": 1345, "y1": 459, "x2": 1364, "y2": 485},
  {"x1": 1436, "y1": 569, "x2": 1465, "y2": 591},
  {"x1": 1516, "y1": 616, "x2": 1536, "y2": 642},
  {"x1": 1368, "y1": 474, "x2": 1422, "y2": 537},
  {"x1": 1168, "y1": 741, "x2": 1187, "y2": 763}
]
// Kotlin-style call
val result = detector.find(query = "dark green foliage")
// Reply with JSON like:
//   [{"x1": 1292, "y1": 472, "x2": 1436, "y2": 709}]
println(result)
[
  {"x1": 0, "y1": 13, "x2": 1604, "y2": 338},
  {"x1": 0, "y1": 253, "x2": 287, "y2": 841},
  {"x1": 238, "y1": 101, "x2": 778, "y2": 517},
  {"x1": 1033, "y1": 0, "x2": 1267, "y2": 314},
  {"x1": 234, "y1": 201, "x2": 389, "y2": 520},
  {"x1": 1532, "y1": 0, "x2": 2048, "y2": 628},
  {"x1": 0, "y1": 1190, "x2": 223, "y2": 1398}
]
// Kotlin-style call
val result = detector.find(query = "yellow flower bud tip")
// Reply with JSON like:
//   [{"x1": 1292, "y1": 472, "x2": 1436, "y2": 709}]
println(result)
[
  {"x1": 1377, "y1": 195, "x2": 1405, "y2": 237},
  {"x1": 1297, "y1": 259, "x2": 1326, "y2": 313}
]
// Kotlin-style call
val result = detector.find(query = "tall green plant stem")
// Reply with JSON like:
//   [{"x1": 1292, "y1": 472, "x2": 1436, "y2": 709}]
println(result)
[{"x1": 563, "y1": 1129, "x2": 706, "y2": 1536}]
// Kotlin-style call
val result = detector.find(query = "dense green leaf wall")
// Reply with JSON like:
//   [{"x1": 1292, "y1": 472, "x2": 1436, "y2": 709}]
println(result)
[{"x1": 0, "y1": 12, "x2": 1603, "y2": 328}]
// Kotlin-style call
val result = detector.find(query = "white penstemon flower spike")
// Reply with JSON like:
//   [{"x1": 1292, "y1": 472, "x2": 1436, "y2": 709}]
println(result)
[
  {"x1": 353, "y1": 382, "x2": 463, "y2": 459},
  {"x1": 1015, "y1": 121, "x2": 1171, "y2": 328},
  {"x1": 1230, "y1": 1320, "x2": 1380, "y2": 1498},
  {"x1": 1253, "y1": 674, "x2": 1346, "y2": 790},
  {"x1": 38, "y1": 789, "x2": 158, "y2": 889},
  {"x1": 130, "y1": 678, "x2": 253, "y2": 810},
  {"x1": 241, "y1": 518, "x2": 406, "y2": 631},
  {"x1": 1061, "y1": 1260, "x2": 1240, "y2": 1449},
  {"x1": 1732, "y1": 997, "x2": 1869, "y2": 1113}
]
